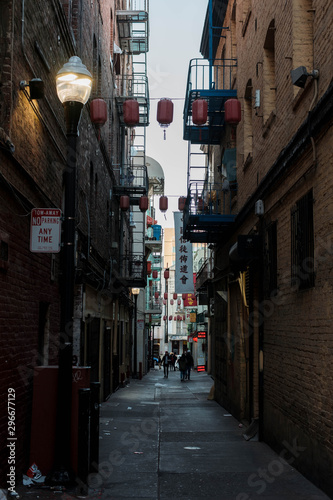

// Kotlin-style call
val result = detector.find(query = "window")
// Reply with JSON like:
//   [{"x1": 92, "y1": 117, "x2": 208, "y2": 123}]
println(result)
[
  {"x1": 264, "y1": 221, "x2": 277, "y2": 297},
  {"x1": 244, "y1": 79, "x2": 253, "y2": 165},
  {"x1": 291, "y1": 190, "x2": 314, "y2": 290},
  {"x1": 292, "y1": 0, "x2": 314, "y2": 97},
  {"x1": 263, "y1": 20, "x2": 276, "y2": 122},
  {"x1": 242, "y1": 0, "x2": 252, "y2": 36}
]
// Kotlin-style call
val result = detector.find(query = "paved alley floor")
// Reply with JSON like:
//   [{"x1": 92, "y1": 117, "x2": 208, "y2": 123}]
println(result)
[{"x1": 15, "y1": 368, "x2": 330, "y2": 499}]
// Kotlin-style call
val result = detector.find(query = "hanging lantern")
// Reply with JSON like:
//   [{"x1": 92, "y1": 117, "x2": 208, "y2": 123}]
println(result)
[
  {"x1": 173, "y1": 293, "x2": 177, "y2": 300},
  {"x1": 164, "y1": 268, "x2": 170, "y2": 280},
  {"x1": 139, "y1": 195, "x2": 148, "y2": 212},
  {"x1": 178, "y1": 197, "x2": 186, "y2": 211},
  {"x1": 157, "y1": 98, "x2": 173, "y2": 139},
  {"x1": 123, "y1": 99, "x2": 139, "y2": 126},
  {"x1": 192, "y1": 98, "x2": 208, "y2": 126},
  {"x1": 177, "y1": 299, "x2": 181, "y2": 306},
  {"x1": 90, "y1": 99, "x2": 107, "y2": 125},
  {"x1": 164, "y1": 292, "x2": 168, "y2": 300},
  {"x1": 224, "y1": 98, "x2": 241, "y2": 125},
  {"x1": 183, "y1": 315, "x2": 185, "y2": 321},
  {"x1": 182, "y1": 293, "x2": 187, "y2": 300},
  {"x1": 159, "y1": 196, "x2": 168, "y2": 213},
  {"x1": 147, "y1": 261, "x2": 152, "y2": 274},
  {"x1": 149, "y1": 280, "x2": 153, "y2": 287},
  {"x1": 174, "y1": 316, "x2": 177, "y2": 321},
  {"x1": 163, "y1": 300, "x2": 166, "y2": 305},
  {"x1": 169, "y1": 315, "x2": 172, "y2": 321},
  {"x1": 163, "y1": 315, "x2": 166, "y2": 321},
  {"x1": 155, "y1": 291, "x2": 159, "y2": 299},
  {"x1": 152, "y1": 270, "x2": 158, "y2": 279},
  {"x1": 120, "y1": 195, "x2": 130, "y2": 211},
  {"x1": 170, "y1": 299, "x2": 174, "y2": 305}
]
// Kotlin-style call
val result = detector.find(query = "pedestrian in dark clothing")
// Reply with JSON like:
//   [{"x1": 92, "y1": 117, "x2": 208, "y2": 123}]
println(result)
[
  {"x1": 185, "y1": 351, "x2": 194, "y2": 380},
  {"x1": 179, "y1": 353, "x2": 187, "y2": 381},
  {"x1": 170, "y1": 353, "x2": 176, "y2": 371},
  {"x1": 162, "y1": 351, "x2": 170, "y2": 378}
]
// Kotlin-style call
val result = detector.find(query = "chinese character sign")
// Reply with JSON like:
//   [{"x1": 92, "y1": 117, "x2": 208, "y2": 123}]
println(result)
[{"x1": 174, "y1": 212, "x2": 194, "y2": 294}]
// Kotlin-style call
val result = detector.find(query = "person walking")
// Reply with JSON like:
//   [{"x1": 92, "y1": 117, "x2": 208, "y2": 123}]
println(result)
[
  {"x1": 185, "y1": 350, "x2": 194, "y2": 380},
  {"x1": 162, "y1": 351, "x2": 170, "y2": 378},
  {"x1": 179, "y1": 353, "x2": 187, "y2": 382}
]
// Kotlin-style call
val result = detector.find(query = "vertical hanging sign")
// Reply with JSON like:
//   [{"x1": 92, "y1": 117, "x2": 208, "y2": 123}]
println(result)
[{"x1": 174, "y1": 212, "x2": 194, "y2": 294}]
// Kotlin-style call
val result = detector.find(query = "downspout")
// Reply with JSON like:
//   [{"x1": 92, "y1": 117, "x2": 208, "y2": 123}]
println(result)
[{"x1": 209, "y1": 0, "x2": 213, "y2": 89}]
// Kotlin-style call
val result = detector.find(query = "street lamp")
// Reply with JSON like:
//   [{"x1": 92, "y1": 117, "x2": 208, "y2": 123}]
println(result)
[
  {"x1": 47, "y1": 56, "x2": 92, "y2": 486},
  {"x1": 132, "y1": 288, "x2": 140, "y2": 378}
]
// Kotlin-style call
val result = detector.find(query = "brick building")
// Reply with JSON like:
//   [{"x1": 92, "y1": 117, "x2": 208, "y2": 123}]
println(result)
[
  {"x1": 0, "y1": 0, "x2": 150, "y2": 486},
  {"x1": 183, "y1": 0, "x2": 333, "y2": 496}
]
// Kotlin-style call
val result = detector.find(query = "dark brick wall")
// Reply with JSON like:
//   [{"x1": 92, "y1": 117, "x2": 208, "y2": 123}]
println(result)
[
  {"x1": 212, "y1": 0, "x2": 333, "y2": 496},
  {"x1": 0, "y1": 0, "x2": 125, "y2": 486}
]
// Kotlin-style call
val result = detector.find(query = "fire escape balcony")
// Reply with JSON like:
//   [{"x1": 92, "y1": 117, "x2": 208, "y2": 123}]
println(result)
[
  {"x1": 115, "y1": 73, "x2": 149, "y2": 127},
  {"x1": 116, "y1": 0, "x2": 149, "y2": 55},
  {"x1": 183, "y1": 58, "x2": 237, "y2": 145},
  {"x1": 183, "y1": 180, "x2": 237, "y2": 243},
  {"x1": 113, "y1": 164, "x2": 148, "y2": 201},
  {"x1": 119, "y1": 252, "x2": 147, "y2": 288}
]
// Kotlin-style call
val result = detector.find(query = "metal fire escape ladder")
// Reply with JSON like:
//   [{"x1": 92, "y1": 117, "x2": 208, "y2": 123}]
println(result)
[
  {"x1": 182, "y1": 0, "x2": 237, "y2": 243},
  {"x1": 115, "y1": 0, "x2": 150, "y2": 287}
]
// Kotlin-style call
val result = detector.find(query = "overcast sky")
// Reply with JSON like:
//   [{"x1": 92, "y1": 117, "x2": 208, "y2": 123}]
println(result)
[{"x1": 146, "y1": 0, "x2": 208, "y2": 228}]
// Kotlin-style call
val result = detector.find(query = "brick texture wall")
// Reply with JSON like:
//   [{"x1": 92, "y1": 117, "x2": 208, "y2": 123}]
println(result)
[
  {"x1": 213, "y1": 0, "x2": 333, "y2": 496},
  {"x1": 0, "y1": 0, "x2": 125, "y2": 486}
]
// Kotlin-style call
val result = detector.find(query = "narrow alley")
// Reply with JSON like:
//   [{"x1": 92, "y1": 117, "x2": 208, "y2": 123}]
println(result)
[{"x1": 84, "y1": 370, "x2": 329, "y2": 499}]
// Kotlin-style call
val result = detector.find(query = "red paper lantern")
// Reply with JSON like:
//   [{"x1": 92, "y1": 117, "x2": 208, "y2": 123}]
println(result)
[
  {"x1": 173, "y1": 293, "x2": 177, "y2": 300},
  {"x1": 157, "y1": 98, "x2": 173, "y2": 125},
  {"x1": 147, "y1": 261, "x2": 152, "y2": 274},
  {"x1": 139, "y1": 196, "x2": 148, "y2": 212},
  {"x1": 90, "y1": 99, "x2": 107, "y2": 125},
  {"x1": 163, "y1": 300, "x2": 166, "y2": 305},
  {"x1": 163, "y1": 315, "x2": 166, "y2": 321},
  {"x1": 224, "y1": 98, "x2": 241, "y2": 125},
  {"x1": 182, "y1": 293, "x2": 187, "y2": 300},
  {"x1": 164, "y1": 268, "x2": 170, "y2": 280},
  {"x1": 164, "y1": 292, "x2": 168, "y2": 300},
  {"x1": 192, "y1": 98, "x2": 208, "y2": 126},
  {"x1": 120, "y1": 195, "x2": 130, "y2": 211},
  {"x1": 177, "y1": 299, "x2": 181, "y2": 306},
  {"x1": 174, "y1": 316, "x2": 177, "y2": 321},
  {"x1": 159, "y1": 196, "x2": 168, "y2": 212},
  {"x1": 169, "y1": 315, "x2": 172, "y2": 321},
  {"x1": 123, "y1": 99, "x2": 139, "y2": 126},
  {"x1": 157, "y1": 98, "x2": 174, "y2": 139},
  {"x1": 155, "y1": 291, "x2": 159, "y2": 299},
  {"x1": 178, "y1": 197, "x2": 186, "y2": 211},
  {"x1": 152, "y1": 270, "x2": 158, "y2": 279},
  {"x1": 149, "y1": 280, "x2": 153, "y2": 287}
]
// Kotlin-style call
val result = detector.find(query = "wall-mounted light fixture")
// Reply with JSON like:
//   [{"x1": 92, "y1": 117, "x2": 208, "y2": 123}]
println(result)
[
  {"x1": 19, "y1": 78, "x2": 45, "y2": 99},
  {"x1": 291, "y1": 66, "x2": 319, "y2": 88}
]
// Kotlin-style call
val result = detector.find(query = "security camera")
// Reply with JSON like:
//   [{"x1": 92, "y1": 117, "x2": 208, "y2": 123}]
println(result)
[{"x1": 291, "y1": 66, "x2": 319, "y2": 88}]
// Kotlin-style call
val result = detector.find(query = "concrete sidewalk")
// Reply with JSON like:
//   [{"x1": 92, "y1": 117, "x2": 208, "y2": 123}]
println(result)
[{"x1": 16, "y1": 368, "x2": 330, "y2": 499}]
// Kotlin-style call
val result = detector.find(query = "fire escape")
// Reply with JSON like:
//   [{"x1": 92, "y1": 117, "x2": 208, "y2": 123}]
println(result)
[
  {"x1": 183, "y1": 0, "x2": 238, "y2": 244},
  {"x1": 144, "y1": 161, "x2": 165, "y2": 327},
  {"x1": 114, "y1": 0, "x2": 150, "y2": 287}
]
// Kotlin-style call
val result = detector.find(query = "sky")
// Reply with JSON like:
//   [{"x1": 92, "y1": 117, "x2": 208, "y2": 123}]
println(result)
[{"x1": 146, "y1": 0, "x2": 208, "y2": 228}]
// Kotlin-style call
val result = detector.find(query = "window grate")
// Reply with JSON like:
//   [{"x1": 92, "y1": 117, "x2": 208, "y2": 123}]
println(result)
[{"x1": 291, "y1": 190, "x2": 314, "y2": 290}]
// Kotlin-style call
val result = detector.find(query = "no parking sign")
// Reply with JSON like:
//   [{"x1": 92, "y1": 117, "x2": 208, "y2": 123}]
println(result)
[{"x1": 30, "y1": 208, "x2": 62, "y2": 253}]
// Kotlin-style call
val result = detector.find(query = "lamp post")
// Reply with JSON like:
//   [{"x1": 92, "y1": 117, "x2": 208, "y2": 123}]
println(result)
[
  {"x1": 132, "y1": 288, "x2": 140, "y2": 378},
  {"x1": 47, "y1": 56, "x2": 92, "y2": 486}
]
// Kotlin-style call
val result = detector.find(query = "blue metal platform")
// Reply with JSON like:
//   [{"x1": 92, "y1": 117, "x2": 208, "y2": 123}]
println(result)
[{"x1": 183, "y1": 58, "x2": 237, "y2": 145}]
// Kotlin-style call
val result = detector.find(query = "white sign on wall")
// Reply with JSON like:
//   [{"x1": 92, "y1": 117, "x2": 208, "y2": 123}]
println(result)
[{"x1": 30, "y1": 208, "x2": 62, "y2": 253}]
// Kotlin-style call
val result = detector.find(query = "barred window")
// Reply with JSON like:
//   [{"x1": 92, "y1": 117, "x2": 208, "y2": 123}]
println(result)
[{"x1": 291, "y1": 190, "x2": 314, "y2": 290}]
